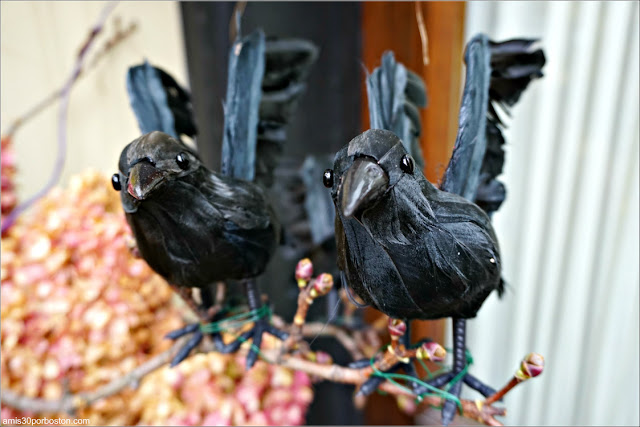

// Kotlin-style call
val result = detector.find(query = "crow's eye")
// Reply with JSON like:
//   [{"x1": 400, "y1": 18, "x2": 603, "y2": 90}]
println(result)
[
  {"x1": 400, "y1": 155, "x2": 414, "y2": 174},
  {"x1": 176, "y1": 152, "x2": 189, "y2": 170},
  {"x1": 323, "y1": 169, "x2": 334, "y2": 188},
  {"x1": 111, "y1": 173, "x2": 122, "y2": 191}
]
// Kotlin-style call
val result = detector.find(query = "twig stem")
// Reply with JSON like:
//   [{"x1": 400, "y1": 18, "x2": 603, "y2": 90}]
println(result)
[
  {"x1": 1, "y1": 1, "x2": 119, "y2": 234},
  {"x1": 485, "y1": 377, "x2": 519, "y2": 406}
]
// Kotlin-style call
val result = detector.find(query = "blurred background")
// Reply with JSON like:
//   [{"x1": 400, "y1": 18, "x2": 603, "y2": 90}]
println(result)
[{"x1": 1, "y1": 1, "x2": 638, "y2": 426}]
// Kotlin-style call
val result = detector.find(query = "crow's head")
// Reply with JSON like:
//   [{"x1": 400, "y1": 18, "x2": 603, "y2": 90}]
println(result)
[
  {"x1": 112, "y1": 131, "x2": 200, "y2": 212},
  {"x1": 325, "y1": 129, "x2": 418, "y2": 219}
]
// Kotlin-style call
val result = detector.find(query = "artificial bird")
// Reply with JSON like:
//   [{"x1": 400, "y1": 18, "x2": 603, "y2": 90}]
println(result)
[
  {"x1": 113, "y1": 27, "x2": 318, "y2": 369},
  {"x1": 325, "y1": 35, "x2": 545, "y2": 424}
]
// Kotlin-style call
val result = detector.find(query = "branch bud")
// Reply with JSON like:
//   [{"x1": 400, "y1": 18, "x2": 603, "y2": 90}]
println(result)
[
  {"x1": 309, "y1": 273, "x2": 333, "y2": 298},
  {"x1": 516, "y1": 352, "x2": 544, "y2": 381},
  {"x1": 295, "y1": 258, "x2": 313, "y2": 288},
  {"x1": 387, "y1": 318, "x2": 407, "y2": 337},
  {"x1": 416, "y1": 341, "x2": 446, "y2": 362}
]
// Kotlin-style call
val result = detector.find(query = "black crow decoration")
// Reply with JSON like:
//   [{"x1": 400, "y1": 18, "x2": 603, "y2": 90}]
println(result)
[
  {"x1": 325, "y1": 36, "x2": 545, "y2": 424},
  {"x1": 113, "y1": 28, "x2": 318, "y2": 369}
]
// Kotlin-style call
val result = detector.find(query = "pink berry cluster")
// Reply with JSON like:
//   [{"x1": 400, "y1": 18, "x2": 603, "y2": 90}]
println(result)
[
  {"x1": 1, "y1": 136, "x2": 17, "y2": 232},
  {"x1": 133, "y1": 352, "x2": 314, "y2": 426},
  {"x1": 0, "y1": 171, "x2": 314, "y2": 425}
]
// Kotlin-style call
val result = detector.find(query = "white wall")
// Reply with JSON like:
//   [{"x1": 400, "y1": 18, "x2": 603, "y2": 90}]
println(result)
[
  {"x1": 1, "y1": 1, "x2": 187, "y2": 200},
  {"x1": 464, "y1": 2, "x2": 639, "y2": 425}
]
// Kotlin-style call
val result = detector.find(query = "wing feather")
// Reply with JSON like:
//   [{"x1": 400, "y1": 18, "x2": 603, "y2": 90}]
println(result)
[{"x1": 441, "y1": 34, "x2": 545, "y2": 217}]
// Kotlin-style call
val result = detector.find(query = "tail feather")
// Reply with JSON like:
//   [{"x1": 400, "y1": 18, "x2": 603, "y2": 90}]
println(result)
[
  {"x1": 155, "y1": 68, "x2": 198, "y2": 138},
  {"x1": 476, "y1": 39, "x2": 545, "y2": 216},
  {"x1": 220, "y1": 32, "x2": 318, "y2": 186},
  {"x1": 272, "y1": 155, "x2": 336, "y2": 259},
  {"x1": 126, "y1": 62, "x2": 197, "y2": 141},
  {"x1": 366, "y1": 52, "x2": 428, "y2": 169},
  {"x1": 262, "y1": 38, "x2": 319, "y2": 90},
  {"x1": 254, "y1": 38, "x2": 318, "y2": 188},
  {"x1": 442, "y1": 35, "x2": 545, "y2": 216},
  {"x1": 221, "y1": 30, "x2": 266, "y2": 181}
]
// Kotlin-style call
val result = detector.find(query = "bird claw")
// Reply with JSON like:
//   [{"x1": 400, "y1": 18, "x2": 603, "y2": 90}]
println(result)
[
  {"x1": 464, "y1": 374, "x2": 497, "y2": 398},
  {"x1": 211, "y1": 316, "x2": 289, "y2": 370},
  {"x1": 412, "y1": 371, "x2": 497, "y2": 426},
  {"x1": 165, "y1": 322, "x2": 199, "y2": 340},
  {"x1": 354, "y1": 360, "x2": 425, "y2": 398},
  {"x1": 348, "y1": 358, "x2": 373, "y2": 369},
  {"x1": 164, "y1": 314, "x2": 289, "y2": 369},
  {"x1": 164, "y1": 323, "x2": 204, "y2": 367},
  {"x1": 356, "y1": 372, "x2": 391, "y2": 397},
  {"x1": 412, "y1": 371, "x2": 496, "y2": 398}
]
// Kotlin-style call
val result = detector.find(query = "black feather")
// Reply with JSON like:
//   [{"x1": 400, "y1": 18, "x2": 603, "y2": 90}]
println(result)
[
  {"x1": 442, "y1": 35, "x2": 545, "y2": 216},
  {"x1": 255, "y1": 39, "x2": 318, "y2": 188},
  {"x1": 366, "y1": 52, "x2": 428, "y2": 170},
  {"x1": 331, "y1": 35, "x2": 544, "y2": 319},
  {"x1": 221, "y1": 30, "x2": 266, "y2": 181},
  {"x1": 120, "y1": 32, "x2": 317, "y2": 289},
  {"x1": 117, "y1": 132, "x2": 279, "y2": 288},
  {"x1": 328, "y1": 37, "x2": 544, "y2": 417},
  {"x1": 126, "y1": 62, "x2": 196, "y2": 140},
  {"x1": 331, "y1": 130, "x2": 501, "y2": 320}
]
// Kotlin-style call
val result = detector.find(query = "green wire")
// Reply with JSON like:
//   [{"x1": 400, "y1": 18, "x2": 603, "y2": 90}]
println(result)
[
  {"x1": 198, "y1": 304, "x2": 275, "y2": 364},
  {"x1": 368, "y1": 349, "x2": 463, "y2": 413},
  {"x1": 200, "y1": 310, "x2": 475, "y2": 416},
  {"x1": 417, "y1": 357, "x2": 448, "y2": 380},
  {"x1": 232, "y1": 330, "x2": 275, "y2": 364},
  {"x1": 199, "y1": 305, "x2": 271, "y2": 334}
]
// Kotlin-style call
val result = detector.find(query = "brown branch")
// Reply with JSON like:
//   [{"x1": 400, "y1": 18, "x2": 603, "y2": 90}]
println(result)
[
  {"x1": 0, "y1": 337, "x2": 504, "y2": 425},
  {"x1": 0, "y1": 259, "x2": 541, "y2": 427},
  {"x1": 415, "y1": 1, "x2": 430, "y2": 66},
  {"x1": 170, "y1": 282, "x2": 227, "y2": 323},
  {"x1": 263, "y1": 350, "x2": 506, "y2": 426},
  {"x1": 1, "y1": 1, "x2": 120, "y2": 235},
  {"x1": 2, "y1": 16, "x2": 138, "y2": 138},
  {"x1": 1, "y1": 336, "x2": 188, "y2": 415},
  {"x1": 418, "y1": 397, "x2": 506, "y2": 427},
  {"x1": 228, "y1": 1, "x2": 248, "y2": 42},
  {"x1": 300, "y1": 322, "x2": 367, "y2": 361}
]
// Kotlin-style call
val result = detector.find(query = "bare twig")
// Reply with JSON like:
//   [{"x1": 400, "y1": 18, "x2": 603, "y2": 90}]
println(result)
[
  {"x1": 300, "y1": 322, "x2": 367, "y2": 361},
  {"x1": 264, "y1": 351, "x2": 507, "y2": 426},
  {"x1": 229, "y1": 1, "x2": 248, "y2": 42},
  {"x1": 2, "y1": 20, "x2": 137, "y2": 139},
  {"x1": 415, "y1": 1, "x2": 430, "y2": 66},
  {"x1": 485, "y1": 353, "x2": 545, "y2": 405},
  {"x1": 0, "y1": 336, "x2": 188, "y2": 415},
  {"x1": 1, "y1": 1, "x2": 119, "y2": 235},
  {"x1": 1, "y1": 261, "x2": 540, "y2": 426},
  {"x1": 0, "y1": 338, "x2": 503, "y2": 425}
]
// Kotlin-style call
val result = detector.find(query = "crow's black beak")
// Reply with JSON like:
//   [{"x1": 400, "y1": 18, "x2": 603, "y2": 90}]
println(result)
[
  {"x1": 339, "y1": 157, "x2": 389, "y2": 219},
  {"x1": 127, "y1": 161, "x2": 166, "y2": 200}
]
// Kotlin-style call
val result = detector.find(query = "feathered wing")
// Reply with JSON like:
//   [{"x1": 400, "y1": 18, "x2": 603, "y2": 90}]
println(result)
[
  {"x1": 221, "y1": 30, "x2": 266, "y2": 181},
  {"x1": 255, "y1": 38, "x2": 318, "y2": 188},
  {"x1": 221, "y1": 30, "x2": 318, "y2": 185},
  {"x1": 274, "y1": 154, "x2": 338, "y2": 258},
  {"x1": 126, "y1": 61, "x2": 197, "y2": 140},
  {"x1": 441, "y1": 35, "x2": 545, "y2": 215},
  {"x1": 366, "y1": 51, "x2": 428, "y2": 169},
  {"x1": 222, "y1": 31, "x2": 322, "y2": 258},
  {"x1": 352, "y1": 176, "x2": 502, "y2": 319}
]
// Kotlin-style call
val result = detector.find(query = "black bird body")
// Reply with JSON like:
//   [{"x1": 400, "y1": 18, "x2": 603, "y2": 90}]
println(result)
[
  {"x1": 332, "y1": 130, "x2": 502, "y2": 320},
  {"x1": 118, "y1": 30, "x2": 317, "y2": 291},
  {"x1": 331, "y1": 35, "x2": 544, "y2": 424},
  {"x1": 118, "y1": 132, "x2": 278, "y2": 288},
  {"x1": 116, "y1": 26, "x2": 318, "y2": 369}
]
